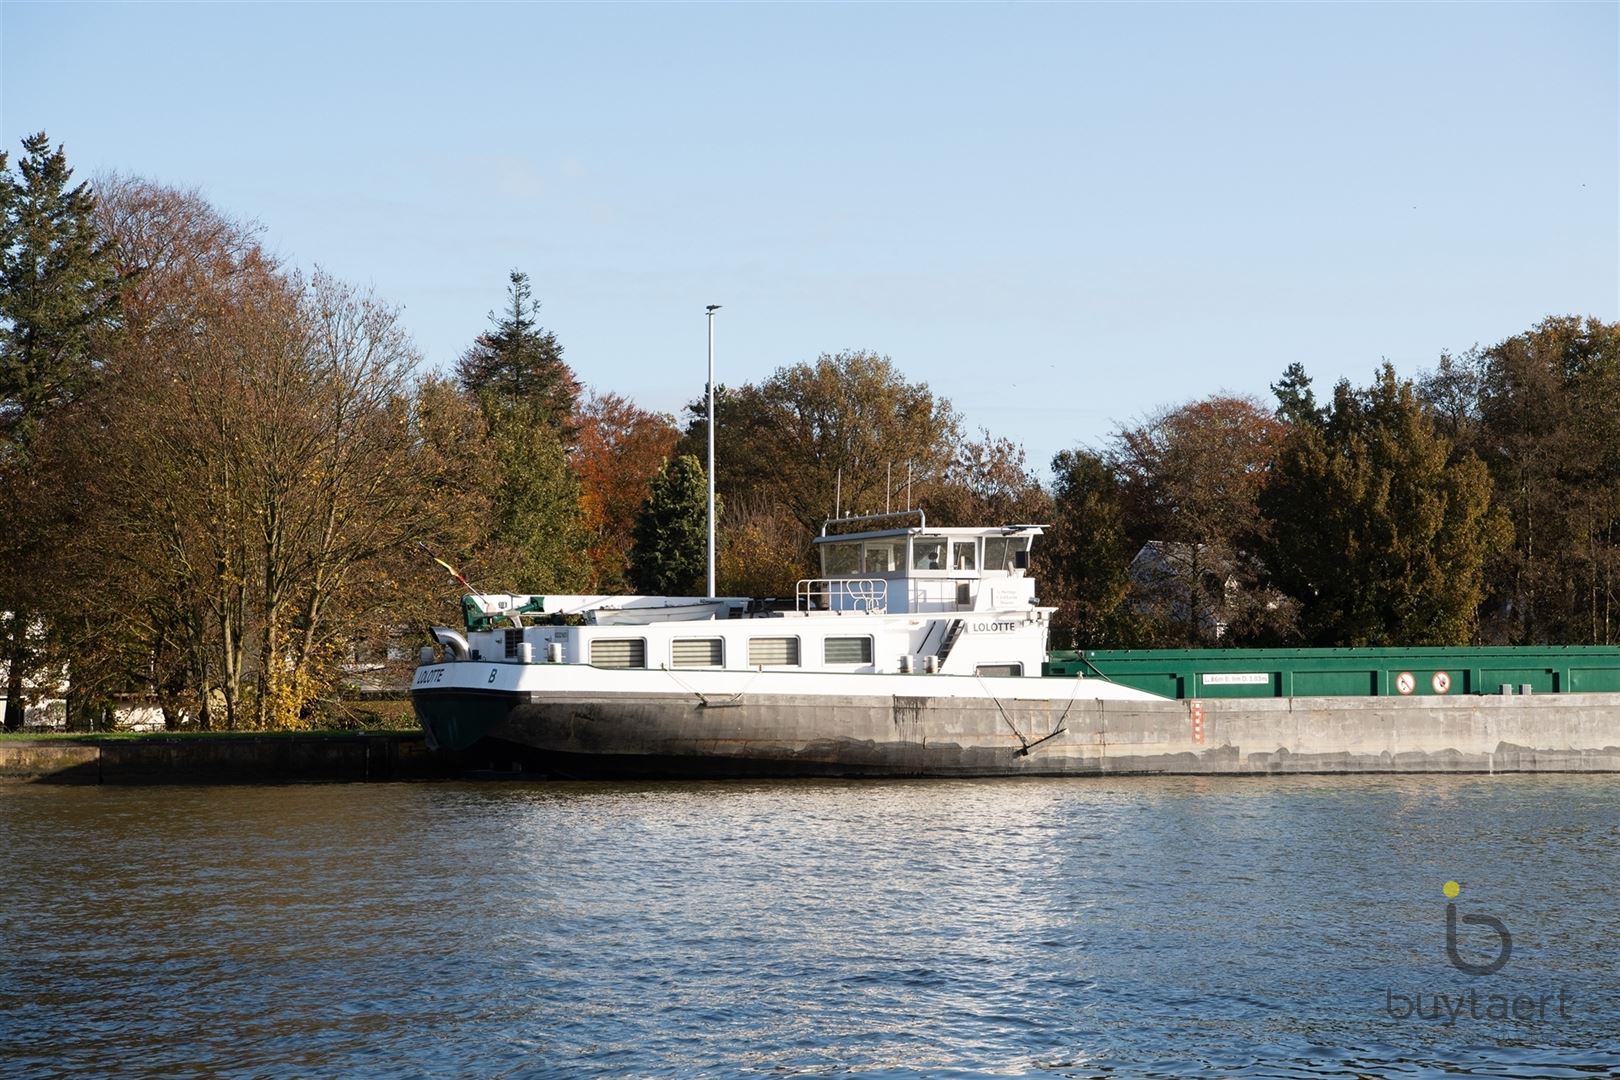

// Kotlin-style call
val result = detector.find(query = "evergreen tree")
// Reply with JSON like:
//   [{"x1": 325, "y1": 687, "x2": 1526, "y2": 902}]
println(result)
[
  {"x1": 489, "y1": 420, "x2": 590, "y2": 593},
  {"x1": 0, "y1": 133, "x2": 119, "y2": 730},
  {"x1": 1261, "y1": 365, "x2": 1508, "y2": 645},
  {"x1": 629, "y1": 455, "x2": 712, "y2": 595},
  {"x1": 1040, "y1": 449, "x2": 1135, "y2": 647},
  {"x1": 0, "y1": 132, "x2": 119, "y2": 456},
  {"x1": 1271, "y1": 362, "x2": 1322, "y2": 429},
  {"x1": 456, "y1": 270, "x2": 579, "y2": 436}
]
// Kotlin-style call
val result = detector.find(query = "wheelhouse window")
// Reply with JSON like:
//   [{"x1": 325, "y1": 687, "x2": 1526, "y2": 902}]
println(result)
[
  {"x1": 975, "y1": 663, "x2": 1024, "y2": 678},
  {"x1": 672, "y1": 638, "x2": 723, "y2": 668},
  {"x1": 912, "y1": 537, "x2": 946, "y2": 571},
  {"x1": 590, "y1": 638, "x2": 646, "y2": 668},
  {"x1": 952, "y1": 541, "x2": 977, "y2": 571},
  {"x1": 862, "y1": 541, "x2": 906, "y2": 574},
  {"x1": 824, "y1": 636, "x2": 873, "y2": 665},
  {"x1": 821, "y1": 542, "x2": 860, "y2": 577},
  {"x1": 747, "y1": 637, "x2": 800, "y2": 667},
  {"x1": 982, "y1": 536, "x2": 1031, "y2": 572}
]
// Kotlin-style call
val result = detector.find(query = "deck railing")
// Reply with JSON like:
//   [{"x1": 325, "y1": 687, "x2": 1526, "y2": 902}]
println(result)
[{"x1": 796, "y1": 578, "x2": 889, "y2": 614}]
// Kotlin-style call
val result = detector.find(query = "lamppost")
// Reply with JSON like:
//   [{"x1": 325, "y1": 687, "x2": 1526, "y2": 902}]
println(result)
[{"x1": 705, "y1": 304, "x2": 721, "y2": 598}]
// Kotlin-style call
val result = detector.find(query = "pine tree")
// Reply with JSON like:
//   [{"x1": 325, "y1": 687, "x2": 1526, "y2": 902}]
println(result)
[
  {"x1": 0, "y1": 133, "x2": 119, "y2": 729},
  {"x1": 455, "y1": 270, "x2": 579, "y2": 436},
  {"x1": 629, "y1": 455, "x2": 712, "y2": 595}
]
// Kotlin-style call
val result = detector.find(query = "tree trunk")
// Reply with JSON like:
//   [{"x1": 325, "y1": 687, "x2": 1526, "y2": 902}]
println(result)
[{"x1": 3, "y1": 616, "x2": 29, "y2": 731}]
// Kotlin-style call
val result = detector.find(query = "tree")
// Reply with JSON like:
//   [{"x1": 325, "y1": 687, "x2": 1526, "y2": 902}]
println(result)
[
  {"x1": 1107, "y1": 394, "x2": 1288, "y2": 645},
  {"x1": 573, "y1": 391, "x2": 680, "y2": 589},
  {"x1": 928, "y1": 430, "x2": 1052, "y2": 527},
  {"x1": 1464, "y1": 317, "x2": 1620, "y2": 643},
  {"x1": 487, "y1": 418, "x2": 591, "y2": 594},
  {"x1": 1262, "y1": 365, "x2": 1508, "y2": 645},
  {"x1": 1041, "y1": 449, "x2": 1136, "y2": 648},
  {"x1": 0, "y1": 133, "x2": 120, "y2": 457},
  {"x1": 0, "y1": 134, "x2": 119, "y2": 730},
  {"x1": 630, "y1": 455, "x2": 711, "y2": 596},
  {"x1": 680, "y1": 350, "x2": 961, "y2": 537},
  {"x1": 451, "y1": 271, "x2": 591, "y2": 597},
  {"x1": 455, "y1": 270, "x2": 579, "y2": 435},
  {"x1": 1271, "y1": 362, "x2": 1322, "y2": 429}
]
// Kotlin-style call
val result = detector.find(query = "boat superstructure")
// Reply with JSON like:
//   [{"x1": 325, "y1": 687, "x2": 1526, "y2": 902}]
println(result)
[{"x1": 411, "y1": 513, "x2": 1168, "y2": 776}]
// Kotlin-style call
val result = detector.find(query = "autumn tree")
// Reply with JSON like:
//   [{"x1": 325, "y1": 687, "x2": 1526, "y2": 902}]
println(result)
[
  {"x1": 1107, "y1": 394, "x2": 1288, "y2": 645},
  {"x1": 927, "y1": 430, "x2": 1051, "y2": 527},
  {"x1": 717, "y1": 495, "x2": 806, "y2": 598},
  {"x1": 682, "y1": 350, "x2": 961, "y2": 538},
  {"x1": 630, "y1": 455, "x2": 712, "y2": 596},
  {"x1": 0, "y1": 133, "x2": 120, "y2": 729},
  {"x1": 573, "y1": 391, "x2": 679, "y2": 589},
  {"x1": 1262, "y1": 365, "x2": 1507, "y2": 646}
]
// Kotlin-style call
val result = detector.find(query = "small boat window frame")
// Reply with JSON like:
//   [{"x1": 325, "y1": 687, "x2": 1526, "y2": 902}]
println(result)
[
  {"x1": 912, "y1": 536, "x2": 947, "y2": 573},
  {"x1": 747, "y1": 636, "x2": 801, "y2": 668},
  {"x1": 823, "y1": 635, "x2": 874, "y2": 666},
  {"x1": 975, "y1": 662, "x2": 1024, "y2": 678},
  {"x1": 671, "y1": 637, "x2": 725, "y2": 669},
  {"x1": 590, "y1": 637, "x2": 647, "y2": 669},
  {"x1": 951, "y1": 540, "x2": 978, "y2": 572}
]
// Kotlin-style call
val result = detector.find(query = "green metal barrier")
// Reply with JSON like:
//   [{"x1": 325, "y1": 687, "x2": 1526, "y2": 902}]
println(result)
[{"x1": 1042, "y1": 646, "x2": 1620, "y2": 698}]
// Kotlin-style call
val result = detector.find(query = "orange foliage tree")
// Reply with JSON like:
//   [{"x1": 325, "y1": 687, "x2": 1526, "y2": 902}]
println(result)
[{"x1": 573, "y1": 390, "x2": 679, "y2": 589}]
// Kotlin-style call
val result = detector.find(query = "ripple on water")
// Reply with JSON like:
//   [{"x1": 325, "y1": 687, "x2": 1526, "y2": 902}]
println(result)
[{"x1": 1, "y1": 774, "x2": 1617, "y2": 1077}]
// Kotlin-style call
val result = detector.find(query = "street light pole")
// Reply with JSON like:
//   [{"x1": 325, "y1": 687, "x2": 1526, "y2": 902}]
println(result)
[{"x1": 705, "y1": 304, "x2": 721, "y2": 598}]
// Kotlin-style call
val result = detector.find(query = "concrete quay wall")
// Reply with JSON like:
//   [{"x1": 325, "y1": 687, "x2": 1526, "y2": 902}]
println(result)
[
  {"x1": 0, "y1": 732, "x2": 451, "y2": 784},
  {"x1": 1080, "y1": 692, "x2": 1620, "y2": 773}
]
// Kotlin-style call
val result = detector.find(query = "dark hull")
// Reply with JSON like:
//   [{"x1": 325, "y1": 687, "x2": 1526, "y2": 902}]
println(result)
[{"x1": 413, "y1": 685, "x2": 1620, "y2": 778}]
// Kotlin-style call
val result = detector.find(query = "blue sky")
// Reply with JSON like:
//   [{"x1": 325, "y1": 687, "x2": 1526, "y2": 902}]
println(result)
[{"x1": 3, "y1": 2, "x2": 1615, "y2": 476}]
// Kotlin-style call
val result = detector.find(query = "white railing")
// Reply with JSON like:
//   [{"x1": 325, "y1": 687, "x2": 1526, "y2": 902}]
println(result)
[{"x1": 796, "y1": 578, "x2": 889, "y2": 614}]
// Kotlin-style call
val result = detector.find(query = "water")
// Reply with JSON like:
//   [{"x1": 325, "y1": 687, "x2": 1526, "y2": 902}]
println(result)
[{"x1": 1, "y1": 776, "x2": 1616, "y2": 1078}]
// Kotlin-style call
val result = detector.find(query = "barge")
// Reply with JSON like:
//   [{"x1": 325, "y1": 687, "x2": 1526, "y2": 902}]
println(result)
[{"x1": 412, "y1": 513, "x2": 1620, "y2": 777}]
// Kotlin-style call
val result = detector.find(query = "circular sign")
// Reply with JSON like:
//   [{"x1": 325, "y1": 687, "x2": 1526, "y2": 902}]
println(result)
[
  {"x1": 1396, "y1": 671, "x2": 1416, "y2": 695},
  {"x1": 1432, "y1": 671, "x2": 1452, "y2": 694}
]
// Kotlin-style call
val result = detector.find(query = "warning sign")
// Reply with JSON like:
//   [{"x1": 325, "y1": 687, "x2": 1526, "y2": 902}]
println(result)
[
  {"x1": 1395, "y1": 671, "x2": 1416, "y2": 695},
  {"x1": 1432, "y1": 671, "x2": 1451, "y2": 694}
]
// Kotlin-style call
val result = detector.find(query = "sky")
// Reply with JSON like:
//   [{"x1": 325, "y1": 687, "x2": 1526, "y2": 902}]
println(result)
[{"x1": 2, "y1": 2, "x2": 1616, "y2": 478}]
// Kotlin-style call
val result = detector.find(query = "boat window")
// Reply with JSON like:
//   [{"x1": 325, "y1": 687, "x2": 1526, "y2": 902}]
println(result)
[
  {"x1": 952, "y1": 541, "x2": 977, "y2": 571},
  {"x1": 862, "y1": 541, "x2": 906, "y2": 574},
  {"x1": 672, "y1": 638, "x2": 723, "y2": 668},
  {"x1": 975, "y1": 663, "x2": 1024, "y2": 678},
  {"x1": 590, "y1": 638, "x2": 646, "y2": 668},
  {"x1": 983, "y1": 536, "x2": 1030, "y2": 571},
  {"x1": 822, "y1": 542, "x2": 860, "y2": 577},
  {"x1": 912, "y1": 537, "x2": 946, "y2": 571},
  {"x1": 824, "y1": 636, "x2": 873, "y2": 665},
  {"x1": 747, "y1": 637, "x2": 800, "y2": 667}
]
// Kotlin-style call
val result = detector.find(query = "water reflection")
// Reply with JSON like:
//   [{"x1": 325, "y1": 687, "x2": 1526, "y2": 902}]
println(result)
[{"x1": 1, "y1": 775, "x2": 1616, "y2": 1077}]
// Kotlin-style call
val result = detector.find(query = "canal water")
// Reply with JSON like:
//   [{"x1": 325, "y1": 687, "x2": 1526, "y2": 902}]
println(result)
[{"x1": 1, "y1": 775, "x2": 1616, "y2": 1078}]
